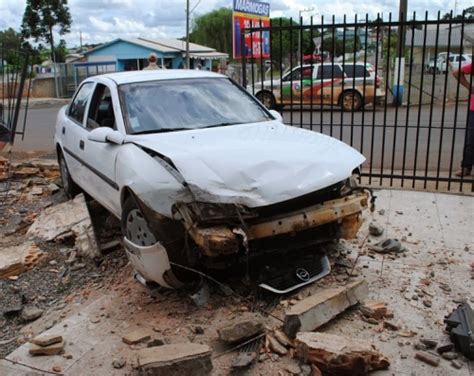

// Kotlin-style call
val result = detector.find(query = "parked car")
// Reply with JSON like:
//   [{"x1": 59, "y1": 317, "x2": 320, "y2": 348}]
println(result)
[
  {"x1": 251, "y1": 62, "x2": 385, "y2": 111},
  {"x1": 427, "y1": 54, "x2": 472, "y2": 74},
  {"x1": 55, "y1": 70, "x2": 369, "y2": 293}
]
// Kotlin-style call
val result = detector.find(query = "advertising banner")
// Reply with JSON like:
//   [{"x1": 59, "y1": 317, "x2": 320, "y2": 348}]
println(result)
[{"x1": 233, "y1": 0, "x2": 270, "y2": 59}]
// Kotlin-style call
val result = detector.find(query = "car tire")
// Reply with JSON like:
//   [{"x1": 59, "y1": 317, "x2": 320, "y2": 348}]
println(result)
[
  {"x1": 58, "y1": 151, "x2": 81, "y2": 199},
  {"x1": 121, "y1": 197, "x2": 158, "y2": 247},
  {"x1": 121, "y1": 196, "x2": 199, "y2": 284},
  {"x1": 256, "y1": 91, "x2": 276, "y2": 110},
  {"x1": 341, "y1": 91, "x2": 363, "y2": 112}
]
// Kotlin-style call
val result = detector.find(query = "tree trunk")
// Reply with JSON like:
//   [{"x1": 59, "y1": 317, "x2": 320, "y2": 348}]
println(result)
[{"x1": 49, "y1": 26, "x2": 55, "y2": 63}]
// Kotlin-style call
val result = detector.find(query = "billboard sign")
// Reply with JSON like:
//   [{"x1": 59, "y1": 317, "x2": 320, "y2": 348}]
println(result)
[{"x1": 233, "y1": 0, "x2": 270, "y2": 59}]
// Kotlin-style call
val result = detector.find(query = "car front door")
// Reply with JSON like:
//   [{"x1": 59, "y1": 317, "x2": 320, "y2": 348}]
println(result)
[
  {"x1": 281, "y1": 66, "x2": 314, "y2": 105},
  {"x1": 80, "y1": 82, "x2": 122, "y2": 215}
]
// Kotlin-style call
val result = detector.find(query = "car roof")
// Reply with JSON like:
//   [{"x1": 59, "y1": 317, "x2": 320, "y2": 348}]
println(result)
[{"x1": 84, "y1": 69, "x2": 225, "y2": 85}]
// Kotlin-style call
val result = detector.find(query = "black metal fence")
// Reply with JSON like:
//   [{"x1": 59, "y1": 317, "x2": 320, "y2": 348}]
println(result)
[
  {"x1": 0, "y1": 46, "x2": 31, "y2": 144},
  {"x1": 243, "y1": 12, "x2": 474, "y2": 193}
]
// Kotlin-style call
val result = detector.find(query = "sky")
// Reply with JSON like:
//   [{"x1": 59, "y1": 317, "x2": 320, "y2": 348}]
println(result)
[{"x1": 1, "y1": 0, "x2": 472, "y2": 48}]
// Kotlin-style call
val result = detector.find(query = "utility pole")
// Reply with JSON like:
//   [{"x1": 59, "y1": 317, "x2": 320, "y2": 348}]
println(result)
[
  {"x1": 393, "y1": 0, "x2": 407, "y2": 106},
  {"x1": 297, "y1": 7, "x2": 314, "y2": 65},
  {"x1": 186, "y1": 0, "x2": 190, "y2": 69}
]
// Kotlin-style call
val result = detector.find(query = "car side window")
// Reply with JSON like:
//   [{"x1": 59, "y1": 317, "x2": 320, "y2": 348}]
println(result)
[
  {"x1": 86, "y1": 84, "x2": 116, "y2": 130},
  {"x1": 283, "y1": 68, "x2": 301, "y2": 81},
  {"x1": 68, "y1": 83, "x2": 94, "y2": 124},
  {"x1": 343, "y1": 65, "x2": 369, "y2": 78},
  {"x1": 317, "y1": 65, "x2": 344, "y2": 79}
]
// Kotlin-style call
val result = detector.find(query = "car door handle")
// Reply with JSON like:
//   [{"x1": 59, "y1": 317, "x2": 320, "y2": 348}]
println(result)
[
  {"x1": 62, "y1": 126, "x2": 65, "y2": 135},
  {"x1": 79, "y1": 140, "x2": 85, "y2": 150}
]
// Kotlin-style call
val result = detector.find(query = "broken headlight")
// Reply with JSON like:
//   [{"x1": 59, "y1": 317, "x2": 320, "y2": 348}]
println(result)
[{"x1": 181, "y1": 202, "x2": 258, "y2": 225}]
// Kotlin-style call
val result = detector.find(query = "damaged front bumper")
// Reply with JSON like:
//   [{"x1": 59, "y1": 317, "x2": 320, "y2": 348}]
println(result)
[{"x1": 177, "y1": 191, "x2": 369, "y2": 257}]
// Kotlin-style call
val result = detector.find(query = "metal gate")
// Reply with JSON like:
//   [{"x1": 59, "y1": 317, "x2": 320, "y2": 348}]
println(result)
[
  {"x1": 243, "y1": 12, "x2": 474, "y2": 193},
  {"x1": 0, "y1": 46, "x2": 31, "y2": 144}
]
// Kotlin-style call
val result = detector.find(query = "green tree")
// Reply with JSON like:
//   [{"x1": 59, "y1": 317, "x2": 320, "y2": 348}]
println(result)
[
  {"x1": 21, "y1": 0, "x2": 72, "y2": 63},
  {"x1": 320, "y1": 34, "x2": 361, "y2": 57},
  {"x1": 190, "y1": 8, "x2": 233, "y2": 56},
  {"x1": 270, "y1": 17, "x2": 315, "y2": 63}
]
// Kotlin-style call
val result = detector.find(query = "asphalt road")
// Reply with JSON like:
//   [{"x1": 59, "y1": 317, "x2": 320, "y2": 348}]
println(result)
[{"x1": 12, "y1": 103, "x2": 469, "y2": 172}]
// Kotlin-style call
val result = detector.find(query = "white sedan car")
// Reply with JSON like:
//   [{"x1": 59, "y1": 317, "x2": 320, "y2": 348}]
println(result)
[{"x1": 55, "y1": 70, "x2": 368, "y2": 293}]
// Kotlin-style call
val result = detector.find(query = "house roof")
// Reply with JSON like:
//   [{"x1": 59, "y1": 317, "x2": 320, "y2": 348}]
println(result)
[
  {"x1": 84, "y1": 37, "x2": 228, "y2": 58},
  {"x1": 138, "y1": 37, "x2": 215, "y2": 53}
]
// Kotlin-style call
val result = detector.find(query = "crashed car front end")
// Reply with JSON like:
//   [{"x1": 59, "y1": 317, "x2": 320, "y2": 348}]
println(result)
[
  {"x1": 113, "y1": 74, "x2": 370, "y2": 293},
  {"x1": 173, "y1": 181, "x2": 369, "y2": 259}
]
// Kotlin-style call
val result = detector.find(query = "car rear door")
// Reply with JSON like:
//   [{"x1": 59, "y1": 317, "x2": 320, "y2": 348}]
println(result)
[
  {"x1": 62, "y1": 82, "x2": 95, "y2": 189},
  {"x1": 314, "y1": 64, "x2": 345, "y2": 106}
]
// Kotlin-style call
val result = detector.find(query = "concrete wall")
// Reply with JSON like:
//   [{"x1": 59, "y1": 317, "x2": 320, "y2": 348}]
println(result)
[
  {"x1": 0, "y1": 80, "x2": 32, "y2": 99},
  {"x1": 31, "y1": 77, "x2": 55, "y2": 98}
]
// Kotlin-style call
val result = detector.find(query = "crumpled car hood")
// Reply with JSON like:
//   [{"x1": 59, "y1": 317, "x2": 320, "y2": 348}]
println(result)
[{"x1": 125, "y1": 121, "x2": 365, "y2": 207}]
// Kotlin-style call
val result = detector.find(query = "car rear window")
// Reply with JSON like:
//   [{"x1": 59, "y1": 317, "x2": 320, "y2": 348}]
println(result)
[
  {"x1": 316, "y1": 65, "x2": 344, "y2": 79},
  {"x1": 343, "y1": 65, "x2": 370, "y2": 78}
]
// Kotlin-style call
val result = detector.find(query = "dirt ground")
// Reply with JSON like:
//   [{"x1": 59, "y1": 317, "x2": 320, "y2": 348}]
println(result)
[{"x1": 1, "y1": 154, "x2": 473, "y2": 375}]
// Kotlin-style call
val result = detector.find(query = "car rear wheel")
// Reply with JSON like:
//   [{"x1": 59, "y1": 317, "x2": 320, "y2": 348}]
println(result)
[
  {"x1": 256, "y1": 91, "x2": 276, "y2": 110},
  {"x1": 341, "y1": 91, "x2": 363, "y2": 112},
  {"x1": 58, "y1": 151, "x2": 80, "y2": 199}
]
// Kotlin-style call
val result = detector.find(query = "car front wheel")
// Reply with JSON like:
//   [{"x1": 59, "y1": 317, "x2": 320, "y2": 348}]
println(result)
[
  {"x1": 121, "y1": 197, "x2": 157, "y2": 247},
  {"x1": 256, "y1": 91, "x2": 276, "y2": 110}
]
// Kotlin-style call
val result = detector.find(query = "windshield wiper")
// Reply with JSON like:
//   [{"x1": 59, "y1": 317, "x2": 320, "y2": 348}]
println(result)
[
  {"x1": 132, "y1": 128, "x2": 190, "y2": 135},
  {"x1": 203, "y1": 122, "x2": 242, "y2": 129}
]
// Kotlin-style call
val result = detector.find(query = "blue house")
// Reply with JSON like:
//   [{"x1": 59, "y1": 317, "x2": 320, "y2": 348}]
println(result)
[{"x1": 83, "y1": 37, "x2": 228, "y2": 71}]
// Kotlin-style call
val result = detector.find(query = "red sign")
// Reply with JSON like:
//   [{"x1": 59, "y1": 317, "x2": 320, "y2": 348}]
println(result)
[{"x1": 233, "y1": 15, "x2": 270, "y2": 59}]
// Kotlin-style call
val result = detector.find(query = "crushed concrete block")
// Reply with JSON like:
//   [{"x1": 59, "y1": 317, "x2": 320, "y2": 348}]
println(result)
[
  {"x1": 21, "y1": 306, "x2": 44, "y2": 322},
  {"x1": 122, "y1": 328, "x2": 153, "y2": 345},
  {"x1": 284, "y1": 279, "x2": 368, "y2": 338},
  {"x1": 368, "y1": 222, "x2": 384, "y2": 236},
  {"x1": 441, "y1": 351, "x2": 458, "y2": 360},
  {"x1": 26, "y1": 193, "x2": 100, "y2": 258},
  {"x1": 420, "y1": 338, "x2": 437, "y2": 349},
  {"x1": 0, "y1": 242, "x2": 35, "y2": 279},
  {"x1": 274, "y1": 329, "x2": 294, "y2": 348},
  {"x1": 217, "y1": 312, "x2": 264, "y2": 343},
  {"x1": 360, "y1": 302, "x2": 388, "y2": 320},
  {"x1": 267, "y1": 334, "x2": 288, "y2": 356},
  {"x1": 295, "y1": 332, "x2": 390, "y2": 375},
  {"x1": 415, "y1": 351, "x2": 440, "y2": 366},
  {"x1": 436, "y1": 343, "x2": 454, "y2": 354},
  {"x1": 284, "y1": 364, "x2": 301, "y2": 375},
  {"x1": 31, "y1": 334, "x2": 63, "y2": 347},
  {"x1": 451, "y1": 359, "x2": 463, "y2": 369},
  {"x1": 138, "y1": 343, "x2": 212, "y2": 376},
  {"x1": 231, "y1": 351, "x2": 257, "y2": 369},
  {"x1": 30, "y1": 187, "x2": 43, "y2": 195},
  {"x1": 112, "y1": 358, "x2": 126, "y2": 369},
  {"x1": 29, "y1": 340, "x2": 65, "y2": 356}
]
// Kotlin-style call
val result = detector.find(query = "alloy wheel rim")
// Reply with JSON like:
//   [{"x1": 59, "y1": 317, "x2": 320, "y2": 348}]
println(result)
[{"x1": 125, "y1": 208, "x2": 157, "y2": 246}]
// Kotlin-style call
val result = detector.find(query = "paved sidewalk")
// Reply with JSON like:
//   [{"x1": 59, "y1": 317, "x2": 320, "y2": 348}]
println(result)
[{"x1": 0, "y1": 189, "x2": 473, "y2": 375}]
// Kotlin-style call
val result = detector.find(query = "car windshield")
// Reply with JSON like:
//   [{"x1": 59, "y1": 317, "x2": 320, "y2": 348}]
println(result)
[{"x1": 120, "y1": 77, "x2": 272, "y2": 134}]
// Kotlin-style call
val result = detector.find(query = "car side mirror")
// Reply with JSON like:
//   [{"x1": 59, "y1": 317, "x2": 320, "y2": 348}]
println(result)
[
  {"x1": 269, "y1": 110, "x2": 283, "y2": 122},
  {"x1": 88, "y1": 127, "x2": 124, "y2": 145}
]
